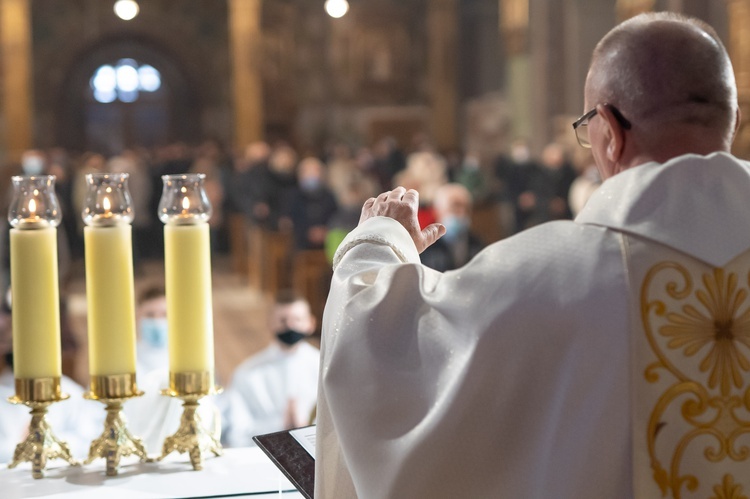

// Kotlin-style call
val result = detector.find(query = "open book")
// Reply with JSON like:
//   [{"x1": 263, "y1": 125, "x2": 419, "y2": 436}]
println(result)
[{"x1": 253, "y1": 425, "x2": 316, "y2": 499}]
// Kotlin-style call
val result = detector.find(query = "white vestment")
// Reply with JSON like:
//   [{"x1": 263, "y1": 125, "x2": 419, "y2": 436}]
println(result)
[
  {"x1": 223, "y1": 341, "x2": 319, "y2": 448},
  {"x1": 316, "y1": 152, "x2": 750, "y2": 498}
]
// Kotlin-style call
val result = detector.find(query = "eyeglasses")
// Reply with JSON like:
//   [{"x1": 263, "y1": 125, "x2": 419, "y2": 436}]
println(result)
[{"x1": 572, "y1": 104, "x2": 632, "y2": 148}]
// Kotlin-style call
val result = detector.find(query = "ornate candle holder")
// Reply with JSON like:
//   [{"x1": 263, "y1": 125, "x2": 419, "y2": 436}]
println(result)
[
  {"x1": 7, "y1": 378, "x2": 79, "y2": 478},
  {"x1": 159, "y1": 371, "x2": 222, "y2": 470},
  {"x1": 84, "y1": 374, "x2": 149, "y2": 476},
  {"x1": 7, "y1": 176, "x2": 76, "y2": 478}
]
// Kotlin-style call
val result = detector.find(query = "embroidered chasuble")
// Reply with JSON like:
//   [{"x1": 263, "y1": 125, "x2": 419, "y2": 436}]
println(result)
[{"x1": 316, "y1": 152, "x2": 750, "y2": 499}]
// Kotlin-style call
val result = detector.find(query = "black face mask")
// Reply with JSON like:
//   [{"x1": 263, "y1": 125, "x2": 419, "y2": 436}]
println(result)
[{"x1": 276, "y1": 329, "x2": 307, "y2": 346}]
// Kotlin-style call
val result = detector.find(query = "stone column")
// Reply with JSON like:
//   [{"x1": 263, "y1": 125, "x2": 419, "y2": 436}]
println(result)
[
  {"x1": 727, "y1": 0, "x2": 750, "y2": 157},
  {"x1": 229, "y1": 0, "x2": 264, "y2": 149},
  {"x1": 0, "y1": 0, "x2": 33, "y2": 163},
  {"x1": 501, "y1": 0, "x2": 532, "y2": 143},
  {"x1": 428, "y1": 0, "x2": 459, "y2": 152},
  {"x1": 615, "y1": 0, "x2": 654, "y2": 21}
]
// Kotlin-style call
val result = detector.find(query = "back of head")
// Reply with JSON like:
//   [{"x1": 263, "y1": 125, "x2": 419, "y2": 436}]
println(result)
[{"x1": 587, "y1": 12, "x2": 738, "y2": 152}]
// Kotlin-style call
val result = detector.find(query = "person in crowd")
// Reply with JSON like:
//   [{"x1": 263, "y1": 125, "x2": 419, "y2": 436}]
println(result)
[
  {"x1": 420, "y1": 183, "x2": 484, "y2": 272},
  {"x1": 223, "y1": 291, "x2": 319, "y2": 448},
  {"x1": 280, "y1": 157, "x2": 338, "y2": 251},
  {"x1": 535, "y1": 142, "x2": 577, "y2": 221},
  {"x1": 568, "y1": 159, "x2": 602, "y2": 216},
  {"x1": 108, "y1": 151, "x2": 154, "y2": 266},
  {"x1": 371, "y1": 136, "x2": 406, "y2": 190},
  {"x1": 227, "y1": 141, "x2": 273, "y2": 226},
  {"x1": 393, "y1": 151, "x2": 448, "y2": 229},
  {"x1": 190, "y1": 154, "x2": 226, "y2": 250},
  {"x1": 315, "y1": 13, "x2": 750, "y2": 497},
  {"x1": 325, "y1": 173, "x2": 378, "y2": 263}
]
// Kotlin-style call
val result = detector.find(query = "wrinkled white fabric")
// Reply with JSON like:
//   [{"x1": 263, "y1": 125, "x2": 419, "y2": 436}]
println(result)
[
  {"x1": 224, "y1": 341, "x2": 319, "y2": 448},
  {"x1": 316, "y1": 153, "x2": 750, "y2": 498}
]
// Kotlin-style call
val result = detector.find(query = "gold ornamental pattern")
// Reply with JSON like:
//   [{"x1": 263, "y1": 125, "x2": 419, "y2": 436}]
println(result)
[{"x1": 641, "y1": 263, "x2": 750, "y2": 499}]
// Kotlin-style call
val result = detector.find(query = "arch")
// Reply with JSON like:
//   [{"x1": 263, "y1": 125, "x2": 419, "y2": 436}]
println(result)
[{"x1": 56, "y1": 34, "x2": 202, "y2": 154}]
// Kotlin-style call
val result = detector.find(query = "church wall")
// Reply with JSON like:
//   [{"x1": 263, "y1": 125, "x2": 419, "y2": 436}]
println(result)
[
  {"x1": 31, "y1": 0, "x2": 231, "y2": 151},
  {"x1": 0, "y1": 0, "x2": 735, "y2": 160},
  {"x1": 261, "y1": 0, "x2": 430, "y2": 152}
]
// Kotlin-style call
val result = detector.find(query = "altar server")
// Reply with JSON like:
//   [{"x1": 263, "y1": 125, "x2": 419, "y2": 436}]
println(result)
[
  {"x1": 224, "y1": 291, "x2": 319, "y2": 447},
  {"x1": 316, "y1": 13, "x2": 750, "y2": 498}
]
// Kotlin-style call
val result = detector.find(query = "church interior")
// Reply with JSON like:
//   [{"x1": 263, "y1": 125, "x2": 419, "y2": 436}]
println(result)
[{"x1": 1, "y1": 0, "x2": 750, "y2": 477}]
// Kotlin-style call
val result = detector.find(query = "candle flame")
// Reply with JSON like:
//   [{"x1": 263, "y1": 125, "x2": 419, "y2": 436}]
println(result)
[
  {"x1": 182, "y1": 196, "x2": 190, "y2": 210},
  {"x1": 28, "y1": 198, "x2": 36, "y2": 214},
  {"x1": 103, "y1": 196, "x2": 111, "y2": 212}
]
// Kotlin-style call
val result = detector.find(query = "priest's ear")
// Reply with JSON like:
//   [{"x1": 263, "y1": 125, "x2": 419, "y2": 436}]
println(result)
[{"x1": 596, "y1": 103, "x2": 626, "y2": 164}]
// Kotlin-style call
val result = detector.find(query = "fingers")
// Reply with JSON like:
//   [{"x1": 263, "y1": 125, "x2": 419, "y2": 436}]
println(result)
[
  {"x1": 402, "y1": 189, "x2": 419, "y2": 208},
  {"x1": 419, "y1": 223, "x2": 446, "y2": 253},
  {"x1": 387, "y1": 186, "x2": 406, "y2": 200}
]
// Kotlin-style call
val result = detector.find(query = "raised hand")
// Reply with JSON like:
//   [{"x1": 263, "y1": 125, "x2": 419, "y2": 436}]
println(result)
[{"x1": 360, "y1": 186, "x2": 446, "y2": 253}]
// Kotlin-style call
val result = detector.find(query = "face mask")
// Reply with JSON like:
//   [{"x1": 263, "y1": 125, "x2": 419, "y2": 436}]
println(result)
[
  {"x1": 22, "y1": 156, "x2": 44, "y2": 175},
  {"x1": 300, "y1": 177, "x2": 321, "y2": 192},
  {"x1": 442, "y1": 215, "x2": 470, "y2": 242},
  {"x1": 276, "y1": 329, "x2": 307, "y2": 346},
  {"x1": 140, "y1": 317, "x2": 168, "y2": 348}
]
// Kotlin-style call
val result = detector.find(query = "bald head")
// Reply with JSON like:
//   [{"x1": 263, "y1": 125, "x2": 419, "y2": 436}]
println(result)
[{"x1": 586, "y1": 12, "x2": 738, "y2": 153}]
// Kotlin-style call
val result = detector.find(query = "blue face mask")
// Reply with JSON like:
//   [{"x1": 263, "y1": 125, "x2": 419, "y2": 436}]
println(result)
[
  {"x1": 441, "y1": 215, "x2": 470, "y2": 242},
  {"x1": 22, "y1": 156, "x2": 44, "y2": 175},
  {"x1": 300, "y1": 177, "x2": 322, "y2": 192},
  {"x1": 140, "y1": 317, "x2": 168, "y2": 348}
]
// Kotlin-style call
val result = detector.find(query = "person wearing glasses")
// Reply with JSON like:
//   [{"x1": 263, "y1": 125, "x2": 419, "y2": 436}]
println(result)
[{"x1": 315, "y1": 12, "x2": 750, "y2": 499}]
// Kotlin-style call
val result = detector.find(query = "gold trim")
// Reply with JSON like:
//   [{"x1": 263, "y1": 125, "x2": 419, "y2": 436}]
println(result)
[
  {"x1": 88, "y1": 373, "x2": 140, "y2": 399},
  {"x1": 641, "y1": 262, "x2": 750, "y2": 497},
  {"x1": 711, "y1": 474, "x2": 748, "y2": 499},
  {"x1": 168, "y1": 371, "x2": 215, "y2": 396},
  {"x1": 13, "y1": 377, "x2": 63, "y2": 403}
]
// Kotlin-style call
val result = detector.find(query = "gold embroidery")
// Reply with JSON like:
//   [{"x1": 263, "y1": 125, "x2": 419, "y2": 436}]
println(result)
[
  {"x1": 641, "y1": 263, "x2": 750, "y2": 498},
  {"x1": 710, "y1": 474, "x2": 747, "y2": 499}
]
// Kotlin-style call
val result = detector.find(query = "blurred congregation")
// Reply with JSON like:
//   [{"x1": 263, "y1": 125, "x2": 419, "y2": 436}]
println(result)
[{"x1": 1, "y1": 0, "x2": 749, "y2": 460}]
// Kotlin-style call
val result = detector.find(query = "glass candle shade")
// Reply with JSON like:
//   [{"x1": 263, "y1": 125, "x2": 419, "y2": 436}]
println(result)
[
  {"x1": 8, "y1": 175, "x2": 62, "y2": 229},
  {"x1": 8, "y1": 176, "x2": 62, "y2": 380},
  {"x1": 82, "y1": 173, "x2": 134, "y2": 226},
  {"x1": 158, "y1": 174, "x2": 212, "y2": 225}
]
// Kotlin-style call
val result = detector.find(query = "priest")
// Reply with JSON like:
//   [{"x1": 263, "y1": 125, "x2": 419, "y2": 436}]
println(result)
[{"x1": 316, "y1": 12, "x2": 750, "y2": 499}]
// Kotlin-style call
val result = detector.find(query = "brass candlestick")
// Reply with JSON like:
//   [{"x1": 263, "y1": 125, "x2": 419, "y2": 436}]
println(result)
[
  {"x1": 84, "y1": 373, "x2": 149, "y2": 476},
  {"x1": 159, "y1": 371, "x2": 222, "y2": 470},
  {"x1": 7, "y1": 377, "x2": 80, "y2": 478}
]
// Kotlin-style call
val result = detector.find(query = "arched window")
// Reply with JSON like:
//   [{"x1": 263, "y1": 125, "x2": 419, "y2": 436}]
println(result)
[{"x1": 90, "y1": 58, "x2": 162, "y2": 103}]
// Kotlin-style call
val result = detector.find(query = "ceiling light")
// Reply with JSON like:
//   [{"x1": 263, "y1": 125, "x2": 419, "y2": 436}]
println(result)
[
  {"x1": 114, "y1": 0, "x2": 139, "y2": 21},
  {"x1": 325, "y1": 0, "x2": 349, "y2": 19}
]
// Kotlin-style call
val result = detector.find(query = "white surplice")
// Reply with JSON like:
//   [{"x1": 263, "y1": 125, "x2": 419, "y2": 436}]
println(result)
[
  {"x1": 316, "y1": 152, "x2": 750, "y2": 499},
  {"x1": 223, "y1": 341, "x2": 319, "y2": 448}
]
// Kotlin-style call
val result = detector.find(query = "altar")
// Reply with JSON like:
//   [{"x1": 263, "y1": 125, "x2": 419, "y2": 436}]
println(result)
[{"x1": 2, "y1": 447, "x2": 302, "y2": 498}]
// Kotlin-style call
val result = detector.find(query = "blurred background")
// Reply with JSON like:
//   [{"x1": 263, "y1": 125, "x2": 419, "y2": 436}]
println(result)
[{"x1": 0, "y1": 0, "x2": 747, "y2": 387}]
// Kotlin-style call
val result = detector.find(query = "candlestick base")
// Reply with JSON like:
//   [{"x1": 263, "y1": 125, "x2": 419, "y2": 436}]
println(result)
[
  {"x1": 84, "y1": 374, "x2": 149, "y2": 476},
  {"x1": 7, "y1": 377, "x2": 80, "y2": 478},
  {"x1": 159, "y1": 371, "x2": 222, "y2": 470}
]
